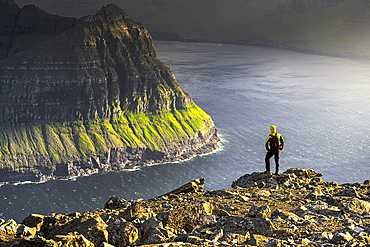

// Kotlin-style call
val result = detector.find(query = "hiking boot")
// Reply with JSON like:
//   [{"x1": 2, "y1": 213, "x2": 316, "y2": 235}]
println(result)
[
  {"x1": 274, "y1": 172, "x2": 279, "y2": 175},
  {"x1": 264, "y1": 170, "x2": 271, "y2": 174}
]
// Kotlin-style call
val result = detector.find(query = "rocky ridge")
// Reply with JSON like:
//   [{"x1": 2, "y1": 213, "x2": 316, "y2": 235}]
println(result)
[
  {"x1": 0, "y1": 3, "x2": 219, "y2": 183},
  {"x1": 13, "y1": 0, "x2": 370, "y2": 58},
  {"x1": 0, "y1": 1, "x2": 77, "y2": 61},
  {"x1": 2, "y1": 168, "x2": 370, "y2": 246}
]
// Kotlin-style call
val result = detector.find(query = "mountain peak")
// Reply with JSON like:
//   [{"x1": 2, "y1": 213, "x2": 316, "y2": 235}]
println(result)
[
  {"x1": 94, "y1": 4, "x2": 128, "y2": 21},
  {"x1": 82, "y1": 4, "x2": 128, "y2": 23},
  {"x1": 0, "y1": 0, "x2": 17, "y2": 5}
]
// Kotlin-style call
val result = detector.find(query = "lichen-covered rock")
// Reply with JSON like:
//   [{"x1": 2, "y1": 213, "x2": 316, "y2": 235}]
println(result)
[
  {"x1": 106, "y1": 219, "x2": 139, "y2": 246},
  {"x1": 104, "y1": 197, "x2": 130, "y2": 210},
  {"x1": 0, "y1": 219, "x2": 18, "y2": 241},
  {"x1": 162, "y1": 178, "x2": 205, "y2": 196},
  {"x1": 5, "y1": 169, "x2": 370, "y2": 246},
  {"x1": 334, "y1": 187, "x2": 360, "y2": 197},
  {"x1": 121, "y1": 201, "x2": 154, "y2": 221},
  {"x1": 53, "y1": 233, "x2": 95, "y2": 246},
  {"x1": 247, "y1": 204, "x2": 271, "y2": 218},
  {"x1": 231, "y1": 168, "x2": 322, "y2": 189},
  {"x1": 15, "y1": 225, "x2": 37, "y2": 239},
  {"x1": 271, "y1": 209, "x2": 303, "y2": 223},
  {"x1": 284, "y1": 168, "x2": 323, "y2": 179},
  {"x1": 305, "y1": 187, "x2": 325, "y2": 200},
  {"x1": 246, "y1": 234, "x2": 273, "y2": 246},
  {"x1": 47, "y1": 215, "x2": 108, "y2": 246},
  {"x1": 216, "y1": 216, "x2": 253, "y2": 234},
  {"x1": 166, "y1": 202, "x2": 213, "y2": 231},
  {"x1": 339, "y1": 197, "x2": 370, "y2": 216},
  {"x1": 20, "y1": 214, "x2": 45, "y2": 232},
  {"x1": 140, "y1": 226, "x2": 174, "y2": 245},
  {"x1": 331, "y1": 231, "x2": 354, "y2": 244}
]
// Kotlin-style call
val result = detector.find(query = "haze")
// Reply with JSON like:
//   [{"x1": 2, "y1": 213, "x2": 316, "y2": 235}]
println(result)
[{"x1": 14, "y1": 0, "x2": 370, "y2": 59}]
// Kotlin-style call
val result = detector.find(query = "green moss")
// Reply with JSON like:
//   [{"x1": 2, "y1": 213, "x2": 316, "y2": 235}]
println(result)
[
  {"x1": 72, "y1": 124, "x2": 96, "y2": 157},
  {"x1": 0, "y1": 102, "x2": 215, "y2": 171},
  {"x1": 43, "y1": 125, "x2": 67, "y2": 164}
]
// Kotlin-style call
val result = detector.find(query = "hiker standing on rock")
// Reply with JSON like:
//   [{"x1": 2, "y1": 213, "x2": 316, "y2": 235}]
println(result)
[{"x1": 265, "y1": 125, "x2": 284, "y2": 175}]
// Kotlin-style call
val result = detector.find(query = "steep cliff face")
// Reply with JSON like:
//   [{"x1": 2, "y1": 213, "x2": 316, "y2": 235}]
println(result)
[
  {"x1": 0, "y1": 4, "x2": 219, "y2": 183},
  {"x1": 0, "y1": 1, "x2": 77, "y2": 61},
  {"x1": 16, "y1": 0, "x2": 370, "y2": 58},
  {"x1": 0, "y1": 0, "x2": 21, "y2": 61}
]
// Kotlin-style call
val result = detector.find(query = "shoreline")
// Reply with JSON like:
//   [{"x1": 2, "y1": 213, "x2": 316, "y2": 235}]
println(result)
[
  {"x1": 0, "y1": 135, "x2": 221, "y2": 186},
  {"x1": 153, "y1": 37, "x2": 370, "y2": 61}
]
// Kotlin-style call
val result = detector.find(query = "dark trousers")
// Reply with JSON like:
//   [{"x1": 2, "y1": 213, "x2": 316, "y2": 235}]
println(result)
[{"x1": 265, "y1": 149, "x2": 280, "y2": 173}]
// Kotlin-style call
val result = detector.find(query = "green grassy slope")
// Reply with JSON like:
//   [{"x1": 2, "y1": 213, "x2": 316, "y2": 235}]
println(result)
[
  {"x1": 0, "y1": 104, "x2": 215, "y2": 175},
  {"x1": 0, "y1": 4, "x2": 219, "y2": 182}
]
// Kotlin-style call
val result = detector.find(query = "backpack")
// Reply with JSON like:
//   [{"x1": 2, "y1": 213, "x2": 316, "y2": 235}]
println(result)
[{"x1": 270, "y1": 134, "x2": 280, "y2": 150}]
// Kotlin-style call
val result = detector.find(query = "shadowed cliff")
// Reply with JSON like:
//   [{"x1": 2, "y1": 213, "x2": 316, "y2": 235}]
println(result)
[
  {"x1": 13, "y1": 0, "x2": 370, "y2": 58},
  {"x1": 0, "y1": 0, "x2": 77, "y2": 61},
  {"x1": 0, "y1": 3, "x2": 219, "y2": 183}
]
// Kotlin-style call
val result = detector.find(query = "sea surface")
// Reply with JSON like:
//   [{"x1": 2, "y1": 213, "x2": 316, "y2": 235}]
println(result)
[{"x1": 1, "y1": 41, "x2": 370, "y2": 222}]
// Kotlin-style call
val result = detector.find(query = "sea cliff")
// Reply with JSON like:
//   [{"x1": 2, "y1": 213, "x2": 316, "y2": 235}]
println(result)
[
  {"x1": 1, "y1": 168, "x2": 370, "y2": 246},
  {"x1": 12, "y1": 0, "x2": 370, "y2": 59},
  {"x1": 0, "y1": 3, "x2": 219, "y2": 183}
]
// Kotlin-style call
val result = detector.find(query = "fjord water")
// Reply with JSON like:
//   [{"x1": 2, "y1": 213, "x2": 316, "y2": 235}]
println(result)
[{"x1": 2, "y1": 41, "x2": 370, "y2": 222}]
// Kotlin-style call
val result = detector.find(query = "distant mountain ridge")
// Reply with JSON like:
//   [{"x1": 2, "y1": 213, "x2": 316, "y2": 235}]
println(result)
[
  {"x1": 0, "y1": 2, "x2": 219, "y2": 183},
  {"x1": 0, "y1": 2, "x2": 77, "y2": 61},
  {"x1": 13, "y1": 0, "x2": 370, "y2": 58}
]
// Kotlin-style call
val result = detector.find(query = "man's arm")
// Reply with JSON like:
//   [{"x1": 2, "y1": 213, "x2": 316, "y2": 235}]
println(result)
[
  {"x1": 265, "y1": 136, "x2": 271, "y2": 151},
  {"x1": 279, "y1": 134, "x2": 284, "y2": 150}
]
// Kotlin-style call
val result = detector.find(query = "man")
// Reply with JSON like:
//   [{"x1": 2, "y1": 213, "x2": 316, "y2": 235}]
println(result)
[{"x1": 265, "y1": 125, "x2": 284, "y2": 175}]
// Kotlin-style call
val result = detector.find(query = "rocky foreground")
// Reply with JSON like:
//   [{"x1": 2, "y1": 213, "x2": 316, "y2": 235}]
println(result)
[{"x1": 2, "y1": 168, "x2": 370, "y2": 246}]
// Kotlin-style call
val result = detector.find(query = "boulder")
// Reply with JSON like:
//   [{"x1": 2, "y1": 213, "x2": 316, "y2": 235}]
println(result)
[
  {"x1": 331, "y1": 232, "x2": 353, "y2": 244},
  {"x1": 162, "y1": 178, "x2": 205, "y2": 196},
  {"x1": 106, "y1": 219, "x2": 139, "y2": 246},
  {"x1": 166, "y1": 202, "x2": 213, "y2": 231},
  {"x1": 250, "y1": 217, "x2": 276, "y2": 236},
  {"x1": 219, "y1": 232, "x2": 250, "y2": 245},
  {"x1": 246, "y1": 234, "x2": 273, "y2": 246},
  {"x1": 247, "y1": 205, "x2": 271, "y2": 218},
  {"x1": 21, "y1": 214, "x2": 44, "y2": 231},
  {"x1": 0, "y1": 219, "x2": 18, "y2": 241},
  {"x1": 104, "y1": 197, "x2": 129, "y2": 210},
  {"x1": 334, "y1": 187, "x2": 360, "y2": 198},
  {"x1": 198, "y1": 214, "x2": 217, "y2": 226},
  {"x1": 216, "y1": 216, "x2": 253, "y2": 234},
  {"x1": 52, "y1": 233, "x2": 95, "y2": 246},
  {"x1": 231, "y1": 168, "x2": 322, "y2": 189},
  {"x1": 121, "y1": 201, "x2": 154, "y2": 221},
  {"x1": 141, "y1": 226, "x2": 171, "y2": 245},
  {"x1": 209, "y1": 228, "x2": 223, "y2": 242},
  {"x1": 305, "y1": 188, "x2": 325, "y2": 200},
  {"x1": 272, "y1": 225, "x2": 297, "y2": 238},
  {"x1": 284, "y1": 168, "x2": 323, "y2": 179},
  {"x1": 271, "y1": 209, "x2": 302, "y2": 223},
  {"x1": 339, "y1": 197, "x2": 370, "y2": 215},
  {"x1": 47, "y1": 215, "x2": 108, "y2": 246},
  {"x1": 16, "y1": 224, "x2": 37, "y2": 238}
]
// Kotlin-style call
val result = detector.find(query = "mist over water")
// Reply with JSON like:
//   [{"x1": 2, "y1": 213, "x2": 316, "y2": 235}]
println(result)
[{"x1": 1, "y1": 41, "x2": 370, "y2": 222}]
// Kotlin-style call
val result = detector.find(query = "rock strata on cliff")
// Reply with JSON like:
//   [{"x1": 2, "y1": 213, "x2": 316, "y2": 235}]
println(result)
[
  {"x1": 0, "y1": 4, "x2": 219, "y2": 183},
  {"x1": 2, "y1": 168, "x2": 370, "y2": 246}
]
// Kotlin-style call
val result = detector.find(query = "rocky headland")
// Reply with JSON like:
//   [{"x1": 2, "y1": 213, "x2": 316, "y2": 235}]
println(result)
[
  {"x1": 0, "y1": 2, "x2": 219, "y2": 183},
  {"x1": 13, "y1": 0, "x2": 370, "y2": 59},
  {"x1": 1, "y1": 168, "x2": 370, "y2": 246}
]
